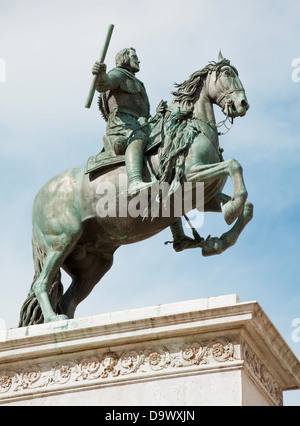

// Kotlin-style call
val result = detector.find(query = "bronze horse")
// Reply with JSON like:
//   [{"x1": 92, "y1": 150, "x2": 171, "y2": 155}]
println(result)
[{"x1": 19, "y1": 53, "x2": 253, "y2": 326}]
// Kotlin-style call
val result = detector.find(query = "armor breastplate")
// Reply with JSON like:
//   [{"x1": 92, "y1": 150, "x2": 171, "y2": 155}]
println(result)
[
  {"x1": 99, "y1": 68, "x2": 150, "y2": 120},
  {"x1": 108, "y1": 89, "x2": 150, "y2": 118}
]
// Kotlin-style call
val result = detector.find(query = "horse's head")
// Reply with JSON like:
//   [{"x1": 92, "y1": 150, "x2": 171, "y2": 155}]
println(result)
[
  {"x1": 171, "y1": 52, "x2": 249, "y2": 121},
  {"x1": 206, "y1": 51, "x2": 249, "y2": 118}
]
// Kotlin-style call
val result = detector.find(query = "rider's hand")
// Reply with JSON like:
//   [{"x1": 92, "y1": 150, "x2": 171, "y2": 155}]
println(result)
[{"x1": 92, "y1": 62, "x2": 107, "y2": 76}]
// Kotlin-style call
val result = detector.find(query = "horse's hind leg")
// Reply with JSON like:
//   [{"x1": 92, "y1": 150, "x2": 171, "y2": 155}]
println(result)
[
  {"x1": 32, "y1": 232, "x2": 82, "y2": 323},
  {"x1": 61, "y1": 252, "x2": 114, "y2": 319}
]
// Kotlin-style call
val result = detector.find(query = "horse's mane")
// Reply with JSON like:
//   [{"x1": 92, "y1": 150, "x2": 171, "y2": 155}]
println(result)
[
  {"x1": 171, "y1": 59, "x2": 233, "y2": 111},
  {"x1": 157, "y1": 59, "x2": 234, "y2": 194}
]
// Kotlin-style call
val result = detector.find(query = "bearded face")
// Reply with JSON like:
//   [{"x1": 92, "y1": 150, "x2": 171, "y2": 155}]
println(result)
[
  {"x1": 115, "y1": 48, "x2": 140, "y2": 74},
  {"x1": 128, "y1": 50, "x2": 140, "y2": 73}
]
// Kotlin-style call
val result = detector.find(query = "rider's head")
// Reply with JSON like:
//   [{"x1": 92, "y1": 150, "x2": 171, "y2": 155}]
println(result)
[{"x1": 115, "y1": 48, "x2": 140, "y2": 74}]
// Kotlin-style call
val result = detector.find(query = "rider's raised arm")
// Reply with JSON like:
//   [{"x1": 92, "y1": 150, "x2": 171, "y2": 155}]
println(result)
[{"x1": 92, "y1": 62, "x2": 121, "y2": 93}]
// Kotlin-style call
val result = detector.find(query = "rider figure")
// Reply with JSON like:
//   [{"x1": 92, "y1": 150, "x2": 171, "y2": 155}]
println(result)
[
  {"x1": 93, "y1": 48, "x2": 201, "y2": 251},
  {"x1": 93, "y1": 47, "x2": 152, "y2": 197}
]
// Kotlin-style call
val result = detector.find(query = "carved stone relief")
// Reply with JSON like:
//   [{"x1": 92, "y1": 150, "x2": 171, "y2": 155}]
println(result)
[
  {"x1": 243, "y1": 344, "x2": 282, "y2": 405},
  {"x1": 0, "y1": 336, "x2": 282, "y2": 406},
  {"x1": 0, "y1": 338, "x2": 236, "y2": 398}
]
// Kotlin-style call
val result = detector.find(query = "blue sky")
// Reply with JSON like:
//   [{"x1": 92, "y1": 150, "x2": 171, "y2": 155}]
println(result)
[{"x1": 1, "y1": 0, "x2": 300, "y2": 405}]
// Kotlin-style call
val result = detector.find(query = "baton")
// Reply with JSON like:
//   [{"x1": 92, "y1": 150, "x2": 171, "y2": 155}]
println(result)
[{"x1": 85, "y1": 24, "x2": 114, "y2": 109}]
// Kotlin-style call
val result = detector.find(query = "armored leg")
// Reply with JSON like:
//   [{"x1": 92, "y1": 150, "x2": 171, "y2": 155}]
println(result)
[{"x1": 125, "y1": 139, "x2": 152, "y2": 197}]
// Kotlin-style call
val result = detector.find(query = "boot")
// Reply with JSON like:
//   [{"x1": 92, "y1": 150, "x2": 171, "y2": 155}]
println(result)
[{"x1": 125, "y1": 140, "x2": 153, "y2": 197}]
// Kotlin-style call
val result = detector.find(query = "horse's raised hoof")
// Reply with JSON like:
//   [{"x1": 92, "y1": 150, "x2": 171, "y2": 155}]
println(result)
[
  {"x1": 221, "y1": 200, "x2": 239, "y2": 225},
  {"x1": 202, "y1": 236, "x2": 224, "y2": 257},
  {"x1": 243, "y1": 201, "x2": 254, "y2": 222}
]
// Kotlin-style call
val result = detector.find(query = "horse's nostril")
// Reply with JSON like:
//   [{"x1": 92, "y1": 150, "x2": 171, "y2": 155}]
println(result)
[{"x1": 241, "y1": 99, "x2": 249, "y2": 109}]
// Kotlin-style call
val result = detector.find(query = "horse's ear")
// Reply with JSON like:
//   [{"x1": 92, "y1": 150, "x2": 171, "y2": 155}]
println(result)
[{"x1": 218, "y1": 50, "x2": 224, "y2": 62}]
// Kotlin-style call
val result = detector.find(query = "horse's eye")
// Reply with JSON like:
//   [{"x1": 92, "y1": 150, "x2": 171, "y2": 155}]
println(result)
[{"x1": 224, "y1": 69, "x2": 231, "y2": 77}]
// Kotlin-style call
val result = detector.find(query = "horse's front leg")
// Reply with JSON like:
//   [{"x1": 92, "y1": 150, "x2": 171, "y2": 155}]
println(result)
[
  {"x1": 201, "y1": 193, "x2": 253, "y2": 257},
  {"x1": 186, "y1": 159, "x2": 248, "y2": 225}
]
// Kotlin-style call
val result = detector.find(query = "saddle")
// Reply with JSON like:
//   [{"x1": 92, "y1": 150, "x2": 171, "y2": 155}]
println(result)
[{"x1": 85, "y1": 112, "x2": 165, "y2": 176}]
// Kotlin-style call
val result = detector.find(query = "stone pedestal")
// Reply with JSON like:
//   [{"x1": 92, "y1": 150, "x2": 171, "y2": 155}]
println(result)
[{"x1": 0, "y1": 295, "x2": 299, "y2": 406}]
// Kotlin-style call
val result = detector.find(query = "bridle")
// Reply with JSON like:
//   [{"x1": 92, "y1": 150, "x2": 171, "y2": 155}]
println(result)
[
  {"x1": 207, "y1": 69, "x2": 245, "y2": 135},
  {"x1": 215, "y1": 88, "x2": 245, "y2": 106}
]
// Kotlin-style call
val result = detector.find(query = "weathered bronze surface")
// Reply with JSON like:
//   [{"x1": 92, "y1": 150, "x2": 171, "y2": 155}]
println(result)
[
  {"x1": 19, "y1": 50, "x2": 253, "y2": 327},
  {"x1": 94, "y1": 47, "x2": 154, "y2": 197}
]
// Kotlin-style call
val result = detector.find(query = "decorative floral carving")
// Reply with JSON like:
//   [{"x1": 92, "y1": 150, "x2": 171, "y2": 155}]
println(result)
[
  {"x1": 59, "y1": 365, "x2": 72, "y2": 380},
  {"x1": 119, "y1": 351, "x2": 139, "y2": 375},
  {"x1": 243, "y1": 345, "x2": 282, "y2": 406},
  {"x1": 181, "y1": 339, "x2": 235, "y2": 365},
  {"x1": 181, "y1": 342, "x2": 206, "y2": 365},
  {"x1": 0, "y1": 337, "x2": 238, "y2": 399},
  {"x1": 0, "y1": 373, "x2": 13, "y2": 393},
  {"x1": 15, "y1": 366, "x2": 41, "y2": 391},
  {"x1": 100, "y1": 352, "x2": 119, "y2": 378},
  {"x1": 78, "y1": 357, "x2": 101, "y2": 380},
  {"x1": 144, "y1": 347, "x2": 172, "y2": 371},
  {"x1": 208, "y1": 341, "x2": 235, "y2": 362},
  {"x1": 0, "y1": 336, "x2": 285, "y2": 407},
  {"x1": 149, "y1": 351, "x2": 161, "y2": 366},
  {"x1": 52, "y1": 361, "x2": 76, "y2": 385}
]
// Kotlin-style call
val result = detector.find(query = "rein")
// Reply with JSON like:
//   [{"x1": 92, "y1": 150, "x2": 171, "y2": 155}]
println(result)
[
  {"x1": 216, "y1": 112, "x2": 234, "y2": 136},
  {"x1": 206, "y1": 70, "x2": 244, "y2": 136}
]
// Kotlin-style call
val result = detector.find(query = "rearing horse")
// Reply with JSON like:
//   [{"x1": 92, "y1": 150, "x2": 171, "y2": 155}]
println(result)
[{"x1": 19, "y1": 52, "x2": 253, "y2": 326}]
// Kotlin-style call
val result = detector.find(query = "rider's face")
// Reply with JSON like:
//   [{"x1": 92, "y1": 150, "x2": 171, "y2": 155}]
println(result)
[{"x1": 128, "y1": 51, "x2": 140, "y2": 73}]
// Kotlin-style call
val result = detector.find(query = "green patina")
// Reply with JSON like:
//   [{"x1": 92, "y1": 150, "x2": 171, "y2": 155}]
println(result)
[{"x1": 19, "y1": 48, "x2": 252, "y2": 327}]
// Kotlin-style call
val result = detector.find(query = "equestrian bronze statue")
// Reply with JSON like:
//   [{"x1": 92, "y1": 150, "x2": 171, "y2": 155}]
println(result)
[{"x1": 19, "y1": 50, "x2": 253, "y2": 326}]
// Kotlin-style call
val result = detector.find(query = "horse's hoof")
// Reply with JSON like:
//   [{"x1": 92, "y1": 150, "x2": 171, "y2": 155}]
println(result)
[
  {"x1": 222, "y1": 201, "x2": 239, "y2": 225},
  {"x1": 202, "y1": 236, "x2": 223, "y2": 257},
  {"x1": 243, "y1": 201, "x2": 254, "y2": 221},
  {"x1": 45, "y1": 314, "x2": 69, "y2": 323},
  {"x1": 55, "y1": 314, "x2": 69, "y2": 322}
]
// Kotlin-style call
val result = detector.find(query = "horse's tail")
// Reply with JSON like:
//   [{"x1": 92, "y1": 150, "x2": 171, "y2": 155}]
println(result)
[{"x1": 18, "y1": 237, "x2": 64, "y2": 327}]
